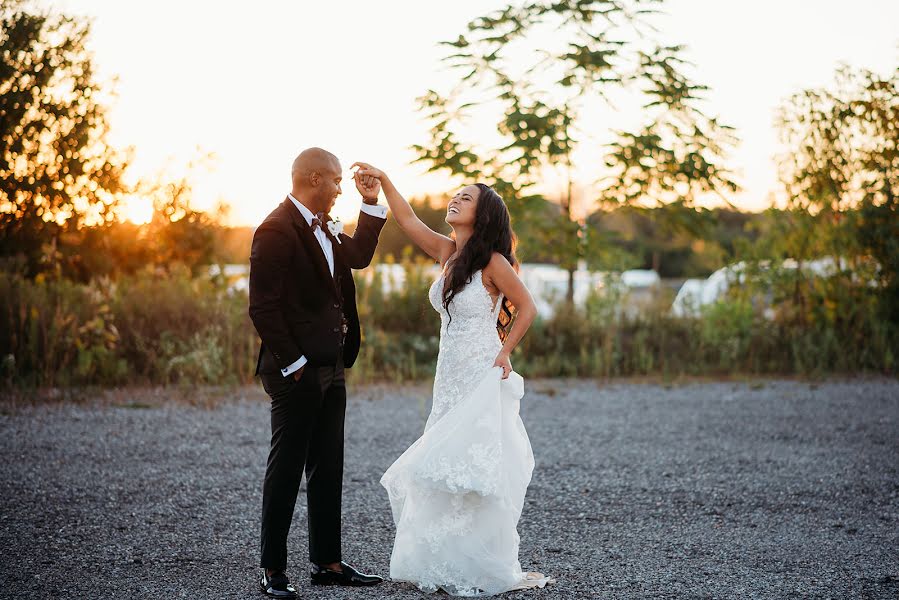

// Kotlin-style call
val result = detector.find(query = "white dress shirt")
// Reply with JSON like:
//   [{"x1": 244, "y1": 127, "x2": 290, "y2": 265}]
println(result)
[{"x1": 281, "y1": 193, "x2": 388, "y2": 377}]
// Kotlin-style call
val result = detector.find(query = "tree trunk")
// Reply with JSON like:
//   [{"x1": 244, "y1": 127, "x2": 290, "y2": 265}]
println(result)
[{"x1": 567, "y1": 268, "x2": 575, "y2": 304}]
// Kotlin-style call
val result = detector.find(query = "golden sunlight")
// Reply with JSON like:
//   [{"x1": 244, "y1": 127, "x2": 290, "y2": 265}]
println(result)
[{"x1": 121, "y1": 195, "x2": 154, "y2": 225}]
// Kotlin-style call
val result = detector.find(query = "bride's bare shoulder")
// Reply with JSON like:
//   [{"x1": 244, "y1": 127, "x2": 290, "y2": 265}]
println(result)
[
  {"x1": 482, "y1": 252, "x2": 518, "y2": 293},
  {"x1": 484, "y1": 252, "x2": 517, "y2": 276}
]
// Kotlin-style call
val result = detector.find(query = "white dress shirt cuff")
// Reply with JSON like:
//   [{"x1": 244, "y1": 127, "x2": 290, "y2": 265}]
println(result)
[
  {"x1": 359, "y1": 203, "x2": 388, "y2": 219},
  {"x1": 281, "y1": 355, "x2": 307, "y2": 377}
]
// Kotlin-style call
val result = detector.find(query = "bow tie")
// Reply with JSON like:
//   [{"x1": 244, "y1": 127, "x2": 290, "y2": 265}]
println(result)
[{"x1": 310, "y1": 212, "x2": 327, "y2": 232}]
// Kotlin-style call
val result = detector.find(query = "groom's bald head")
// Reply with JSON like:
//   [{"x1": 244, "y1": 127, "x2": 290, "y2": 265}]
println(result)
[
  {"x1": 292, "y1": 147, "x2": 340, "y2": 186},
  {"x1": 291, "y1": 147, "x2": 343, "y2": 213}
]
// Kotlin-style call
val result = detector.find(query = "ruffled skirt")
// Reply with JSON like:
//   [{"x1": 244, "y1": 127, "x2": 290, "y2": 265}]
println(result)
[{"x1": 380, "y1": 367, "x2": 552, "y2": 596}]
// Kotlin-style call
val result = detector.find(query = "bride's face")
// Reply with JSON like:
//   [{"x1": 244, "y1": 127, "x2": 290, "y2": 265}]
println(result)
[{"x1": 446, "y1": 185, "x2": 479, "y2": 227}]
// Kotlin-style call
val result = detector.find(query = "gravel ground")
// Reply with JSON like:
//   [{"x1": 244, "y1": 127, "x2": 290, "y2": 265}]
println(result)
[{"x1": 1, "y1": 378, "x2": 897, "y2": 599}]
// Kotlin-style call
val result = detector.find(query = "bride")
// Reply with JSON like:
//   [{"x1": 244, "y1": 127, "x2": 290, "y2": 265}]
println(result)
[{"x1": 352, "y1": 163, "x2": 553, "y2": 596}]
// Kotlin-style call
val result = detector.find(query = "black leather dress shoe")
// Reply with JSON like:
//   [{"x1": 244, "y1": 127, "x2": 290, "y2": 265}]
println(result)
[
  {"x1": 310, "y1": 561, "x2": 383, "y2": 586},
  {"x1": 259, "y1": 570, "x2": 298, "y2": 598}
]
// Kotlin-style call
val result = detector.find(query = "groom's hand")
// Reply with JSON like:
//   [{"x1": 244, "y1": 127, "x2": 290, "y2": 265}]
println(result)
[
  {"x1": 352, "y1": 166, "x2": 381, "y2": 202},
  {"x1": 352, "y1": 162, "x2": 388, "y2": 203},
  {"x1": 292, "y1": 365, "x2": 306, "y2": 381}
]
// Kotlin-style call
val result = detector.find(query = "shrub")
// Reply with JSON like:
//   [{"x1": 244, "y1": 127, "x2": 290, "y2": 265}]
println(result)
[{"x1": 1, "y1": 256, "x2": 894, "y2": 391}]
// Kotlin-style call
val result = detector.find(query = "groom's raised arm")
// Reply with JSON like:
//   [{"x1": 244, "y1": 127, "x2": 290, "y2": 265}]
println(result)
[
  {"x1": 248, "y1": 222, "x2": 305, "y2": 370},
  {"x1": 335, "y1": 203, "x2": 387, "y2": 269}
]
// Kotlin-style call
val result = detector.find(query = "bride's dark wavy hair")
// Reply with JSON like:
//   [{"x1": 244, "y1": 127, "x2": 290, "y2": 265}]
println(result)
[{"x1": 442, "y1": 183, "x2": 519, "y2": 342}]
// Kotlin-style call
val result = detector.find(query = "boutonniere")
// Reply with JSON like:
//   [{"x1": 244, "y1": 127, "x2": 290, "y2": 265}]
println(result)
[{"x1": 326, "y1": 217, "x2": 343, "y2": 244}]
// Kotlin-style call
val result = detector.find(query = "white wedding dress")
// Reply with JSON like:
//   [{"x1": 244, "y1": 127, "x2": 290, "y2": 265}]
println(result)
[{"x1": 380, "y1": 266, "x2": 552, "y2": 596}]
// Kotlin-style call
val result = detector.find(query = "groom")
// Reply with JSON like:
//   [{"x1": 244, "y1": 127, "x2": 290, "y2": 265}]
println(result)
[{"x1": 249, "y1": 147, "x2": 387, "y2": 598}]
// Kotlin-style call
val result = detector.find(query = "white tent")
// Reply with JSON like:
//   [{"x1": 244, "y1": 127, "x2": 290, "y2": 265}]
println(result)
[{"x1": 671, "y1": 257, "x2": 847, "y2": 317}]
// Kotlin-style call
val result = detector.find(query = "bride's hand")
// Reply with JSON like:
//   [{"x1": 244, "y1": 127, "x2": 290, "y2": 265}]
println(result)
[
  {"x1": 351, "y1": 162, "x2": 387, "y2": 183},
  {"x1": 493, "y1": 351, "x2": 512, "y2": 379}
]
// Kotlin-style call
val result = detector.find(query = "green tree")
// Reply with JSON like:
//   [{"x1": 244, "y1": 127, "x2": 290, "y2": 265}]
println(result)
[
  {"x1": 145, "y1": 175, "x2": 224, "y2": 275},
  {"x1": 413, "y1": 0, "x2": 737, "y2": 301},
  {"x1": 0, "y1": 0, "x2": 130, "y2": 276},
  {"x1": 775, "y1": 63, "x2": 898, "y2": 318}
]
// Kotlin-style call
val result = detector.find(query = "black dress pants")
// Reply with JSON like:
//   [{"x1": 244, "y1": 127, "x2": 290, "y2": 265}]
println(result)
[{"x1": 259, "y1": 346, "x2": 346, "y2": 570}]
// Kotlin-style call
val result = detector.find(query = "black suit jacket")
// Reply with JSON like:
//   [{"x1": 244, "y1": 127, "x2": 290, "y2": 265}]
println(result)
[{"x1": 249, "y1": 196, "x2": 386, "y2": 374}]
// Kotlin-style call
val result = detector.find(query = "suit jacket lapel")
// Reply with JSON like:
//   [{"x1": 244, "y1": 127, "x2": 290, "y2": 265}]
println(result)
[{"x1": 283, "y1": 197, "x2": 338, "y2": 299}]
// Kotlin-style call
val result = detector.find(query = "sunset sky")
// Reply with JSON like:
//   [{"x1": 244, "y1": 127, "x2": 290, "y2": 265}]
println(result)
[{"x1": 57, "y1": 0, "x2": 899, "y2": 226}]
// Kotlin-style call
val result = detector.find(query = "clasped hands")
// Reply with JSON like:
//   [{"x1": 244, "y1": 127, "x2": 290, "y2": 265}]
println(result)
[{"x1": 351, "y1": 163, "x2": 381, "y2": 202}]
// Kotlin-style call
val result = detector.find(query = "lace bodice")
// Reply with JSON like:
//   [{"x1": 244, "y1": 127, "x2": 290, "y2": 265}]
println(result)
[{"x1": 426, "y1": 267, "x2": 505, "y2": 430}]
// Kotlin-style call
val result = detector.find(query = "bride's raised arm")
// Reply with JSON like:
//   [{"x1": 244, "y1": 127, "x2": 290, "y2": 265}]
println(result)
[{"x1": 352, "y1": 162, "x2": 455, "y2": 263}]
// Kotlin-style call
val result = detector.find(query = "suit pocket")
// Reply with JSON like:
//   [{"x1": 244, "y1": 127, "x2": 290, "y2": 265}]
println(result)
[
  {"x1": 257, "y1": 347, "x2": 281, "y2": 375},
  {"x1": 291, "y1": 319, "x2": 317, "y2": 341},
  {"x1": 260, "y1": 370, "x2": 298, "y2": 397}
]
